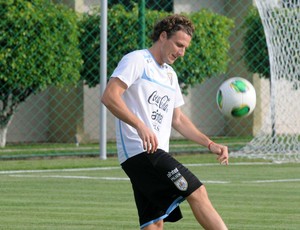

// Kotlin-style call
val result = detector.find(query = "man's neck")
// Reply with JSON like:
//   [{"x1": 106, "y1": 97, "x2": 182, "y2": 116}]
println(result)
[{"x1": 147, "y1": 45, "x2": 164, "y2": 66}]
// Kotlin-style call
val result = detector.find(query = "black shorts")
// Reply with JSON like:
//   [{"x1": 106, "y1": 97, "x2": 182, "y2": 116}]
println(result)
[{"x1": 121, "y1": 149, "x2": 202, "y2": 229}]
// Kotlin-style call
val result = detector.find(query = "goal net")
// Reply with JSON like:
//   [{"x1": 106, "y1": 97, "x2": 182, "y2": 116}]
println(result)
[{"x1": 232, "y1": 0, "x2": 300, "y2": 162}]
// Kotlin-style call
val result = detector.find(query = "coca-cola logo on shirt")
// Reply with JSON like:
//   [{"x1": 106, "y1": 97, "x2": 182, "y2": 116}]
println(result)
[
  {"x1": 148, "y1": 91, "x2": 170, "y2": 112},
  {"x1": 148, "y1": 91, "x2": 170, "y2": 131}
]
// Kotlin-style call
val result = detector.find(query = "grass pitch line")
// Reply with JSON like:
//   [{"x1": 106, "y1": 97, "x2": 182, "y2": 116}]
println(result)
[
  {"x1": 16, "y1": 174, "x2": 297, "y2": 184},
  {"x1": 247, "y1": 178, "x2": 300, "y2": 183},
  {"x1": 8, "y1": 174, "x2": 230, "y2": 184},
  {"x1": 0, "y1": 162, "x2": 277, "y2": 175},
  {"x1": 0, "y1": 162, "x2": 270, "y2": 175},
  {"x1": 0, "y1": 166, "x2": 120, "y2": 174},
  {"x1": 184, "y1": 162, "x2": 274, "y2": 167},
  {"x1": 19, "y1": 174, "x2": 299, "y2": 184},
  {"x1": 9, "y1": 174, "x2": 129, "y2": 181}
]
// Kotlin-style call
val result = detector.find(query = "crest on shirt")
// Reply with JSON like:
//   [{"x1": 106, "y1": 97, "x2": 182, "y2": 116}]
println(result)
[
  {"x1": 146, "y1": 58, "x2": 153, "y2": 64},
  {"x1": 174, "y1": 176, "x2": 188, "y2": 191},
  {"x1": 167, "y1": 72, "x2": 173, "y2": 85}
]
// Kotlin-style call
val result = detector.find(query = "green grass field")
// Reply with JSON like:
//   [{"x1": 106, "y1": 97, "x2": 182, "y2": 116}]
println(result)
[{"x1": 1, "y1": 153, "x2": 300, "y2": 230}]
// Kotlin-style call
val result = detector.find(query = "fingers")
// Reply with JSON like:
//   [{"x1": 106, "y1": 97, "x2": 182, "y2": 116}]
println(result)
[
  {"x1": 217, "y1": 148, "x2": 229, "y2": 165},
  {"x1": 216, "y1": 145, "x2": 229, "y2": 165},
  {"x1": 137, "y1": 124, "x2": 158, "y2": 154},
  {"x1": 143, "y1": 135, "x2": 158, "y2": 154},
  {"x1": 217, "y1": 154, "x2": 229, "y2": 165}
]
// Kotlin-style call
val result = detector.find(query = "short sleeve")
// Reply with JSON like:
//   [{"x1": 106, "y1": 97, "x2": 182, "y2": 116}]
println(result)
[
  {"x1": 111, "y1": 51, "x2": 144, "y2": 88},
  {"x1": 174, "y1": 79, "x2": 185, "y2": 108}
]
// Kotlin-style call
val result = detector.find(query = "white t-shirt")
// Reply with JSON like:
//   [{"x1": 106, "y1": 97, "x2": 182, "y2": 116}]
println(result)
[{"x1": 111, "y1": 49, "x2": 184, "y2": 164}]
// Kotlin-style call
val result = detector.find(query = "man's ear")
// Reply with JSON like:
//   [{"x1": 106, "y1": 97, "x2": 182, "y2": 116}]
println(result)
[{"x1": 160, "y1": 31, "x2": 167, "y2": 40}]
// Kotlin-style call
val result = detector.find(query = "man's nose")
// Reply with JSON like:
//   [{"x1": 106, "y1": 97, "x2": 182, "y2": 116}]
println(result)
[{"x1": 178, "y1": 47, "x2": 185, "y2": 56}]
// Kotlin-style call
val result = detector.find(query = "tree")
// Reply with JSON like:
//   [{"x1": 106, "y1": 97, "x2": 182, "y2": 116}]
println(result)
[
  {"x1": 108, "y1": 0, "x2": 173, "y2": 11},
  {"x1": 79, "y1": 5, "x2": 234, "y2": 94},
  {"x1": 0, "y1": 0, "x2": 82, "y2": 147},
  {"x1": 242, "y1": 6, "x2": 300, "y2": 87},
  {"x1": 242, "y1": 6, "x2": 270, "y2": 79}
]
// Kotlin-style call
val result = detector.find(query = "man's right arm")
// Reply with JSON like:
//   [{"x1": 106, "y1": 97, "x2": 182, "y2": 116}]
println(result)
[{"x1": 101, "y1": 77, "x2": 158, "y2": 153}]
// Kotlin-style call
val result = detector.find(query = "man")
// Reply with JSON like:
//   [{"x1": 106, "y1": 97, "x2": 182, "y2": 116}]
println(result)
[{"x1": 101, "y1": 14, "x2": 229, "y2": 230}]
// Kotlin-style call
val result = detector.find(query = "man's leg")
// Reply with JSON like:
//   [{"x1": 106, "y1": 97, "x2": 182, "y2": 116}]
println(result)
[
  {"x1": 186, "y1": 185, "x2": 228, "y2": 230},
  {"x1": 142, "y1": 220, "x2": 164, "y2": 230}
]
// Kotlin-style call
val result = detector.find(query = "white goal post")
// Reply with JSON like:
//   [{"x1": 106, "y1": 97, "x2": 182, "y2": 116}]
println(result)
[{"x1": 232, "y1": 0, "x2": 300, "y2": 162}]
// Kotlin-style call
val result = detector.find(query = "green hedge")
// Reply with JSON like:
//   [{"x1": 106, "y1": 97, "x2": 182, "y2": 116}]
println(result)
[
  {"x1": 242, "y1": 6, "x2": 300, "y2": 86},
  {"x1": 79, "y1": 5, "x2": 234, "y2": 93},
  {"x1": 242, "y1": 6, "x2": 270, "y2": 79},
  {"x1": 0, "y1": 0, "x2": 81, "y2": 136},
  {"x1": 177, "y1": 9, "x2": 234, "y2": 93},
  {"x1": 0, "y1": 0, "x2": 82, "y2": 93}
]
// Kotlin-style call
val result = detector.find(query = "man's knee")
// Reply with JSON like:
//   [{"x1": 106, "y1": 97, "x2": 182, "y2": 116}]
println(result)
[
  {"x1": 187, "y1": 185, "x2": 209, "y2": 203},
  {"x1": 142, "y1": 220, "x2": 163, "y2": 230},
  {"x1": 186, "y1": 185, "x2": 228, "y2": 229}
]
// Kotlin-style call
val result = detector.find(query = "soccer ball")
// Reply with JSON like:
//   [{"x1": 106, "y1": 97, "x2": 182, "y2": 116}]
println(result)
[{"x1": 216, "y1": 77, "x2": 256, "y2": 118}]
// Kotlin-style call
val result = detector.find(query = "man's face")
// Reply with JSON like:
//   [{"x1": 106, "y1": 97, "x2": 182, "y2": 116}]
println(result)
[{"x1": 160, "y1": 30, "x2": 192, "y2": 65}]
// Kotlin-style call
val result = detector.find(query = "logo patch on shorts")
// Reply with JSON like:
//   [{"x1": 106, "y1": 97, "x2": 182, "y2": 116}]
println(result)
[
  {"x1": 174, "y1": 176, "x2": 188, "y2": 191},
  {"x1": 167, "y1": 167, "x2": 188, "y2": 191}
]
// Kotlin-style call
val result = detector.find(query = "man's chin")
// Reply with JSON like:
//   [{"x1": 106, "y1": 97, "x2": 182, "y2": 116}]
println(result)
[{"x1": 167, "y1": 59, "x2": 176, "y2": 65}]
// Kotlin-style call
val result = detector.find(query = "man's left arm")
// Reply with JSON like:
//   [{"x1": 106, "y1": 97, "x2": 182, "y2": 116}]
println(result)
[{"x1": 172, "y1": 107, "x2": 229, "y2": 165}]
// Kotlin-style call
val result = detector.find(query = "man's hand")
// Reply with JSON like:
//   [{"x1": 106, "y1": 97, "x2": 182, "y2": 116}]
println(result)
[
  {"x1": 136, "y1": 124, "x2": 158, "y2": 154},
  {"x1": 209, "y1": 142, "x2": 229, "y2": 165}
]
